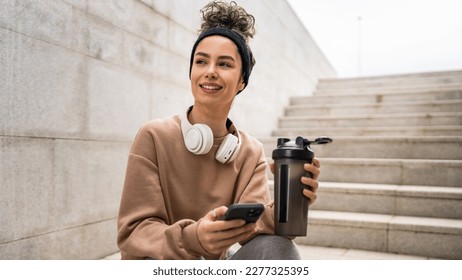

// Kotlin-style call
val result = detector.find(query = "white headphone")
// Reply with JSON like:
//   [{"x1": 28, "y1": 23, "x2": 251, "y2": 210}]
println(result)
[{"x1": 181, "y1": 107, "x2": 241, "y2": 164}]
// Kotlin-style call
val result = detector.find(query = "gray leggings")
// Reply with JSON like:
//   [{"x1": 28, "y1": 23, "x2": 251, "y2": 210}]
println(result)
[
  {"x1": 230, "y1": 235, "x2": 301, "y2": 260},
  {"x1": 144, "y1": 235, "x2": 300, "y2": 260}
]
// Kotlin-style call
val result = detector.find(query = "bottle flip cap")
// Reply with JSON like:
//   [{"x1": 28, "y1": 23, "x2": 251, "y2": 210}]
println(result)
[{"x1": 306, "y1": 136, "x2": 333, "y2": 145}]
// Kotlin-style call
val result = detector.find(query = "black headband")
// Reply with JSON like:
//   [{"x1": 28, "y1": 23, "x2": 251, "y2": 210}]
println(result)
[{"x1": 189, "y1": 27, "x2": 252, "y2": 93}]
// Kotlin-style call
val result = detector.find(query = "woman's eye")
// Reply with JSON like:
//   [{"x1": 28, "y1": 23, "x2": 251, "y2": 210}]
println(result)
[
  {"x1": 219, "y1": 62, "x2": 231, "y2": 67},
  {"x1": 195, "y1": 59, "x2": 206, "y2": 65}
]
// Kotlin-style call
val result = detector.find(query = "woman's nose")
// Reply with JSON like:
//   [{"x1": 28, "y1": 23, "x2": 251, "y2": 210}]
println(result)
[{"x1": 205, "y1": 65, "x2": 217, "y2": 79}]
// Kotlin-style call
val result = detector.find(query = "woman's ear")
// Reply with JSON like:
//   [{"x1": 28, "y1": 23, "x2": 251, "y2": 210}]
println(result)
[{"x1": 238, "y1": 77, "x2": 245, "y2": 92}]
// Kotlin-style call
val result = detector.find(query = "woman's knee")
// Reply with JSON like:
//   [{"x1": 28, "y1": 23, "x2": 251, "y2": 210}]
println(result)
[{"x1": 231, "y1": 235, "x2": 301, "y2": 260}]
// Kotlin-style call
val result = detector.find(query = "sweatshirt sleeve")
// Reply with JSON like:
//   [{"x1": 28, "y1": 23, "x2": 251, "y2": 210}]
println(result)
[{"x1": 117, "y1": 124, "x2": 212, "y2": 260}]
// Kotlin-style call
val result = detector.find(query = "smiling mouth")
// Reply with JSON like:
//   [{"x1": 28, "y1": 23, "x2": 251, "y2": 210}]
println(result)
[{"x1": 200, "y1": 84, "x2": 223, "y2": 90}]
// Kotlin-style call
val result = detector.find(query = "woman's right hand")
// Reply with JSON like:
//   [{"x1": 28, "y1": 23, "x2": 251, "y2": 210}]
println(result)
[{"x1": 196, "y1": 206, "x2": 257, "y2": 256}]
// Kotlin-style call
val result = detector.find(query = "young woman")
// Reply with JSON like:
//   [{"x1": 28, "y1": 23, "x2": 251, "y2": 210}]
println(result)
[{"x1": 117, "y1": 1, "x2": 321, "y2": 260}]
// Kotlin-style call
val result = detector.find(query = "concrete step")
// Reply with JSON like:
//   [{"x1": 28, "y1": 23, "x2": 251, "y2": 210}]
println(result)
[
  {"x1": 296, "y1": 210, "x2": 462, "y2": 259},
  {"x1": 261, "y1": 136, "x2": 462, "y2": 160},
  {"x1": 295, "y1": 244, "x2": 433, "y2": 260},
  {"x1": 311, "y1": 182, "x2": 462, "y2": 219},
  {"x1": 265, "y1": 158, "x2": 462, "y2": 187},
  {"x1": 278, "y1": 112, "x2": 462, "y2": 128},
  {"x1": 267, "y1": 180, "x2": 462, "y2": 219},
  {"x1": 315, "y1": 70, "x2": 462, "y2": 95},
  {"x1": 285, "y1": 100, "x2": 462, "y2": 116},
  {"x1": 101, "y1": 244, "x2": 433, "y2": 260},
  {"x1": 290, "y1": 90, "x2": 462, "y2": 105},
  {"x1": 273, "y1": 125, "x2": 462, "y2": 137},
  {"x1": 319, "y1": 158, "x2": 462, "y2": 188},
  {"x1": 315, "y1": 85, "x2": 462, "y2": 96},
  {"x1": 317, "y1": 69, "x2": 462, "y2": 85}
]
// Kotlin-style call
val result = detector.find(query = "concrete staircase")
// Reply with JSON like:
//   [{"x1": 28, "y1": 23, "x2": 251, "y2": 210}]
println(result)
[{"x1": 263, "y1": 70, "x2": 462, "y2": 259}]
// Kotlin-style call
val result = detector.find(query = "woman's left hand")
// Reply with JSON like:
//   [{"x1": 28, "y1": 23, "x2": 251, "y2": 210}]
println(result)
[
  {"x1": 270, "y1": 157, "x2": 321, "y2": 205},
  {"x1": 301, "y1": 158, "x2": 320, "y2": 205}
]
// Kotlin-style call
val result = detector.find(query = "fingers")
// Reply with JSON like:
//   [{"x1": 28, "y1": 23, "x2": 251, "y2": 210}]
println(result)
[
  {"x1": 301, "y1": 176, "x2": 319, "y2": 205},
  {"x1": 272, "y1": 158, "x2": 321, "y2": 205},
  {"x1": 198, "y1": 218, "x2": 256, "y2": 255},
  {"x1": 202, "y1": 225, "x2": 256, "y2": 255},
  {"x1": 301, "y1": 176, "x2": 319, "y2": 193},
  {"x1": 304, "y1": 162, "x2": 320, "y2": 180},
  {"x1": 199, "y1": 205, "x2": 258, "y2": 255},
  {"x1": 207, "y1": 206, "x2": 253, "y2": 230},
  {"x1": 312, "y1": 157, "x2": 320, "y2": 168},
  {"x1": 303, "y1": 188, "x2": 318, "y2": 205},
  {"x1": 301, "y1": 158, "x2": 321, "y2": 205},
  {"x1": 213, "y1": 223, "x2": 256, "y2": 242},
  {"x1": 271, "y1": 159, "x2": 319, "y2": 179}
]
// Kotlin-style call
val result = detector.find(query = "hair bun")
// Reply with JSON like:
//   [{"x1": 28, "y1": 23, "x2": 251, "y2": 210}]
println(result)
[{"x1": 200, "y1": 1, "x2": 255, "y2": 42}]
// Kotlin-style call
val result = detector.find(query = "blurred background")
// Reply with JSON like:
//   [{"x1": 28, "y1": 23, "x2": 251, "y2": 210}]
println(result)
[{"x1": 289, "y1": 0, "x2": 462, "y2": 77}]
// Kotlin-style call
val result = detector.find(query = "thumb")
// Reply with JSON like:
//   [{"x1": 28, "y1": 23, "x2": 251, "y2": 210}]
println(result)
[{"x1": 206, "y1": 206, "x2": 228, "y2": 221}]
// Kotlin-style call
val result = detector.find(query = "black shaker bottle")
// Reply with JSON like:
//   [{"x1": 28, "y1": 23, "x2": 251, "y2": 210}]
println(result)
[{"x1": 272, "y1": 136, "x2": 332, "y2": 237}]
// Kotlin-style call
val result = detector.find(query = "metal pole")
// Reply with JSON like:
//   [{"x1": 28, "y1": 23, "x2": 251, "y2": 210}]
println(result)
[{"x1": 357, "y1": 16, "x2": 362, "y2": 76}]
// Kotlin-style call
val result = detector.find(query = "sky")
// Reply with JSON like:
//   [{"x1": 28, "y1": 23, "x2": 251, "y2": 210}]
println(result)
[{"x1": 287, "y1": 0, "x2": 462, "y2": 78}]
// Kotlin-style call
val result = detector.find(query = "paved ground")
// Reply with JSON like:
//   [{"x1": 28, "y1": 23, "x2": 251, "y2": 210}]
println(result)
[{"x1": 102, "y1": 244, "x2": 432, "y2": 260}]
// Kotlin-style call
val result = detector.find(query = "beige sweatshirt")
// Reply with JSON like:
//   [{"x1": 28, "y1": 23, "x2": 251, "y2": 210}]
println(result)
[{"x1": 117, "y1": 115, "x2": 275, "y2": 260}]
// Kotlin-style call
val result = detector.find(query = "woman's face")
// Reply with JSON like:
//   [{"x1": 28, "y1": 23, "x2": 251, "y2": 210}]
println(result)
[{"x1": 190, "y1": 35, "x2": 245, "y2": 110}]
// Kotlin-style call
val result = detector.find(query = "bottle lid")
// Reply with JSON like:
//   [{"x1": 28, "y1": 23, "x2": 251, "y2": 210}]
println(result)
[{"x1": 272, "y1": 136, "x2": 314, "y2": 160}]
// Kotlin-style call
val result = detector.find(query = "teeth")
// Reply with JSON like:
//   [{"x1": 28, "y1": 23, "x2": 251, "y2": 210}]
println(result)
[{"x1": 202, "y1": 85, "x2": 221, "y2": 90}]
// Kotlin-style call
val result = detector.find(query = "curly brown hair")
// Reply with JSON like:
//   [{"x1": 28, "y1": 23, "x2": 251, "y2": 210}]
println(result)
[{"x1": 199, "y1": 1, "x2": 256, "y2": 43}]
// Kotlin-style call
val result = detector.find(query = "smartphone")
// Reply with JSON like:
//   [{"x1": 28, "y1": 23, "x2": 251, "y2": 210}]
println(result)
[{"x1": 221, "y1": 203, "x2": 264, "y2": 223}]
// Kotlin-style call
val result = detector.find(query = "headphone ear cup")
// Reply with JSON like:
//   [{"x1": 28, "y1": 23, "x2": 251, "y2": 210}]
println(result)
[
  {"x1": 184, "y1": 124, "x2": 213, "y2": 155},
  {"x1": 215, "y1": 134, "x2": 239, "y2": 163},
  {"x1": 227, "y1": 138, "x2": 241, "y2": 162}
]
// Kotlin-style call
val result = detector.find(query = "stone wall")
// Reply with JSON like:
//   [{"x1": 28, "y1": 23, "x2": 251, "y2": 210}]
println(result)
[{"x1": 0, "y1": 0, "x2": 335, "y2": 259}]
